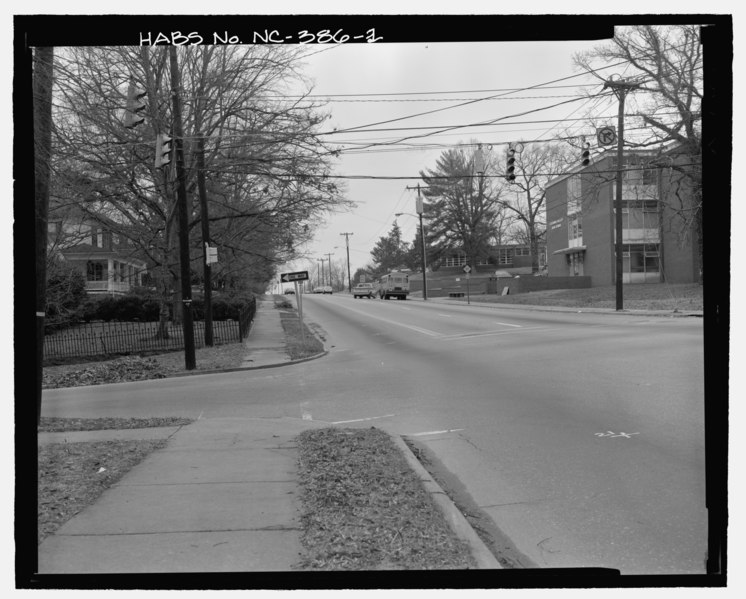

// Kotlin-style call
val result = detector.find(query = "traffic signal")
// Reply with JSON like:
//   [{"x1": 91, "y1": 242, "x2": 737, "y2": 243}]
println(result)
[
  {"x1": 124, "y1": 78, "x2": 146, "y2": 128},
  {"x1": 506, "y1": 148, "x2": 516, "y2": 182},
  {"x1": 581, "y1": 142, "x2": 591, "y2": 167},
  {"x1": 154, "y1": 133, "x2": 172, "y2": 168}
]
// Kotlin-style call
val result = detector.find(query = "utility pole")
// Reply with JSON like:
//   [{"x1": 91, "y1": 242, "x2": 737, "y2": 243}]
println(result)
[
  {"x1": 325, "y1": 253, "x2": 334, "y2": 288},
  {"x1": 169, "y1": 46, "x2": 196, "y2": 370},
  {"x1": 34, "y1": 46, "x2": 54, "y2": 425},
  {"x1": 340, "y1": 232, "x2": 353, "y2": 292},
  {"x1": 405, "y1": 184, "x2": 428, "y2": 300},
  {"x1": 196, "y1": 133, "x2": 213, "y2": 346},
  {"x1": 318, "y1": 259, "x2": 324, "y2": 287},
  {"x1": 604, "y1": 77, "x2": 639, "y2": 312}
]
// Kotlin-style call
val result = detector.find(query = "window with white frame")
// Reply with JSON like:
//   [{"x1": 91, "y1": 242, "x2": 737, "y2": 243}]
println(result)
[{"x1": 445, "y1": 254, "x2": 467, "y2": 267}]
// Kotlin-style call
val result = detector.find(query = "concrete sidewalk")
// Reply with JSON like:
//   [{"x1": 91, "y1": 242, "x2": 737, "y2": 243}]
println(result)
[
  {"x1": 36, "y1": 296, "x2": 500, "y2": 574},
  {"x1": 240, "y1": 297, "x2": 293, "y2": 368},
  {"x1": 38, "y1": 417, "x2": 329, "y2": 573}
]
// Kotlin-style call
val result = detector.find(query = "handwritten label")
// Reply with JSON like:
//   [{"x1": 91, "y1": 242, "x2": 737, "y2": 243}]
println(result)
[{"x1": 140, "y1": 29, "x2": 383, "y2": 46}]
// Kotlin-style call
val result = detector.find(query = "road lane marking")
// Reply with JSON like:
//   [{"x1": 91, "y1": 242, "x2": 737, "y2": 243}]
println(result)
[
  {"x1": 332, "y1": 414, "x2": 397, "y2": 425},
  {"x1": 493, "y1": 321, "x2": 522, "y2": 328},
  {"x1": 409, "y1": 428, "x2": 465, "y2": 437},
  {"x1": 439, "y1": 326, "x2": 557, "y2": 341},
  {"x1": 300, "y1": 402, "x2": 313, "y2": 421},
  {"x1": 595, "y1": 431, "x2": 640, "y2": 438},
  {"x1": 437, "y1": 313, "x2": 453, "y2": 318},
  {"x1": 329, "y1": 301, "x2": 442, "y2": 336}
]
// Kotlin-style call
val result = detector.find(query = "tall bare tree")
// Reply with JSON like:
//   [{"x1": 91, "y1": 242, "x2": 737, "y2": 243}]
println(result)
[
  {"x1": 492, "y1": 142, "x2": 575, "y2": 273},
  {"x1": 48, "y1": 45, "x2": 350, "y2": 327},
  {"x1": 574, "y1": 24, "x2": 703, "y2": 278}
]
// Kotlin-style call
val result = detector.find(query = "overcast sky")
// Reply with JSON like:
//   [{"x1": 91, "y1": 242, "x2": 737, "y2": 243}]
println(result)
[{"x1": 282, "y1": 37, "x2": 621, "y2": 279}]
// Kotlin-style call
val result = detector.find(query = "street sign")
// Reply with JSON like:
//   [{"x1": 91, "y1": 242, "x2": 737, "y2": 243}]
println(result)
[
  {"x1": 463, "y1": 265, "x2": 472, "y2": 273},
  {"x1": 280, "y1": 270, "x2": 309, "y2": 283},
  {"x1": 596, "y1": 126, "x2": 617, "y2": 146}
]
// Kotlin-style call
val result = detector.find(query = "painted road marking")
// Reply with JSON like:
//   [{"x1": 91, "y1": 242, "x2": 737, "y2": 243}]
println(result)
[
  {"x1": 409, "y1": 428, "x2": 465, "y2": 437},
  {"x1": 439, "y1": 326, "x2": 557, "y2": 341},
  {"x1": 493, "y1": 321, "x2": 522, "y2": 328},
  {"x1": 595, "y1": 431, "x2": 640, "y2": 438},
  {"x1": 437, "y1": 313, "x2": 453, "y2": 318},
  {"x1": 332, "y1": 414, "x2": 397, "y2": 425},
  {"x1": 300, "y1": 402, "x2": 313, "y2": 421}
]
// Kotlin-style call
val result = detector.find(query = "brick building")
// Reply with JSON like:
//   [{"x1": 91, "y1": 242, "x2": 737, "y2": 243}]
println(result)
[{"x1": 545, "y1": 147, "x2": 700, "y2": 285}]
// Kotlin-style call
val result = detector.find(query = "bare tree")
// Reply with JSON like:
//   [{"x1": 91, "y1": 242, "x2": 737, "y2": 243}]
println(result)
[
  {"x1": 48, "y1": 45, "x2": 350, "y2": 328},
  {"x1": 494, "y1": 142, "x2": 572, "y2": 273},
  {"x1": 574, "y1": 24, "x2": 703, "y2": 277}
]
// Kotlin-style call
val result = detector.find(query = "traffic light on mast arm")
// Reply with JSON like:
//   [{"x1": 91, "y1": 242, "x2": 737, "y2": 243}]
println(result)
[
  {"x1": 124, "y1": 78, "x2": 146, "y2": 128},
  {"x1": 155, "y1": 133, "x2": 172, "y2": 169},
  {"x1": 505, "y1": 147, "x2": 516, "y2": 182},
  {"x1": 581, "y1": 141, "x2": 591, "y2": 166}
]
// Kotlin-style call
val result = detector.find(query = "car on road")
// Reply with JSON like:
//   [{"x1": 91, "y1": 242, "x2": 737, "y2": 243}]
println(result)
[
  {"x1": 378, "y1": 271, "x2": 410, "y2": 300},
  {"x1": 352, "y1": 282, "x2": 376, "y2": 299},
  {"x1": 284, "y1": 288, "x2": 295, "y2": 294},
  {"x1": 313, "y1": 286, "x2": 333, "y2": 294}
]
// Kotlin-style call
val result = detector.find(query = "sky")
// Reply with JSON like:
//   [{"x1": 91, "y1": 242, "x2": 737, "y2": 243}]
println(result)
[{"x1": 279, "y1": 34, "x2": 636, "y2": 281}]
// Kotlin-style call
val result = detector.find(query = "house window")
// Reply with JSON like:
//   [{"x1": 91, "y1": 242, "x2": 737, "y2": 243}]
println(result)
[
  {"x1": 514, "y1": 247, "x2": 531, "y2": 257},
  {"x1": 498, "y1": 249, "x2": 513, "y2": 265},
  {"x1": 87, "y1": 262, "x2": 104, "y2": 281}
]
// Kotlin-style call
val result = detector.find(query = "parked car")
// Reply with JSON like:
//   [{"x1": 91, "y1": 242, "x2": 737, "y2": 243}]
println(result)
[
  {"x1": 284, "y1": 288, "x2": 295, "y2": 294},
  {"x1": 313, "y1": 286, "x2": 333, "y2": 294},
  {"x1": 352, "y1": 282, "x2": 376, "y2": 299}
]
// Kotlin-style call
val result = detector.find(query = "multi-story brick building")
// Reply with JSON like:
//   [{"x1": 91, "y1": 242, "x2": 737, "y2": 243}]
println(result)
[{"x1": 545, "y1": 147, "x2": 700, "y2": 285}]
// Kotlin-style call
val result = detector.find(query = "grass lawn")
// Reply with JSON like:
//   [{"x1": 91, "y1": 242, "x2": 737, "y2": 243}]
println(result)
[{"x1": 447, "y1": 283, "x2": 703, "y2": 311}]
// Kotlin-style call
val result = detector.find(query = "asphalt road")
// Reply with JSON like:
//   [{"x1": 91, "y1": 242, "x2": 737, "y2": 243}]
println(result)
[{"x1": 40, "y1": 294, "x2": 707, "y2": 575}]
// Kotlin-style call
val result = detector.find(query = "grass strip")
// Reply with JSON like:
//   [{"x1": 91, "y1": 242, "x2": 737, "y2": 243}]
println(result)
[
  {"x1": 295, "y1": 427, "x2": 476, "y2": 570},
  {"x1": 38, "y1": 439, "x2": 167, "y2": 543}
]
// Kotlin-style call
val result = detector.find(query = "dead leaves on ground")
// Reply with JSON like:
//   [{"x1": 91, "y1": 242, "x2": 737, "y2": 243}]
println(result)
[
  {"x1": 295, "y1": 427, "x2": 475, "y2": 571},
  {"x1": 38, "y1": 439, "x2": 167, "y2": 544}
]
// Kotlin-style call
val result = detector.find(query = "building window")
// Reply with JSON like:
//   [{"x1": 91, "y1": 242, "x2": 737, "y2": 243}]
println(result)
[
  {"x1": 623, "y1": 244, "x2": 660, "y2": 277},
  {"x1": 445, "y1": 254, "x2": 467, "y2": 267},
  {"x1": 498, "y1": 249, "x2": 514, "y2": 265},
  {"x1": 514, "y1": 247, "x2": 531, "y2": 257},
  {"x1": 87, "y1": 261, "x2": 104, "y2": 281},
  {"x1": 567, "y1": 175, "x2": 582, "y2": 214}
]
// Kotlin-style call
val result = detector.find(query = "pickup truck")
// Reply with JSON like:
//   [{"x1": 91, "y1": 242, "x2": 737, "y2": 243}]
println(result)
[{"x1": 352, "y1": 282, "x2": 376, "y2": 298}]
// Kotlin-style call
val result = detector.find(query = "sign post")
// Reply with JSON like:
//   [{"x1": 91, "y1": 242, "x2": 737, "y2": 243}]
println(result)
[
  {"x1": 463, "y1": 265, "x2": 472, "y2": 304},
  {"x1": 281, "y1": 271, "x2": 309, "y2": 347}
]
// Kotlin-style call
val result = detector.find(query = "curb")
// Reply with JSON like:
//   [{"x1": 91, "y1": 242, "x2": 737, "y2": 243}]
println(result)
[{"x1": 389, "y1": 435, "x2": 502, "y2": 570}]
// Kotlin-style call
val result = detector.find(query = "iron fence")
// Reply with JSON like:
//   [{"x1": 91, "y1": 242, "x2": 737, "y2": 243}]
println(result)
[{"x1": 44, "y1": 302, "x2": 255, "y2": 363}]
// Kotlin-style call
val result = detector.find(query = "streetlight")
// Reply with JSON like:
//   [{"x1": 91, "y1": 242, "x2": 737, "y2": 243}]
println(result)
[{"x1": 396, "y1": 206, "x2": 428, "y2": 301}]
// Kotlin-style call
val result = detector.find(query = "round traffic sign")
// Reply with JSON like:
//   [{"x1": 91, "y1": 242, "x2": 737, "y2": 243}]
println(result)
[{"x1": 596, "y1": 126, "x2": 617, "y2": 146}]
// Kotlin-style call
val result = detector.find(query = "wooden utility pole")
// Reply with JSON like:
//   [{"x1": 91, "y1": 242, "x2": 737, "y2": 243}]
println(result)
[
  {"x1": 34, "y1": 46, "x2": 54, "y2": 425},
  {"x1": 604, "y1": 77, "x2": 639, "y2": 311},
  {"x1": 340, "y1": 232, "x2": 353, "y2": 292},
  {"x1": 406, "y1": 183, "x2": 428, "y2": 300},
  {"x1": 196, "y1": 134, "x2": 213, "y2": 347},
  {"x1": 325, "y1": 252, "x2": 334, "y2": 287},
  {"x1": 169, "y1": 46, "x2": 196, "y2": 369}
]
